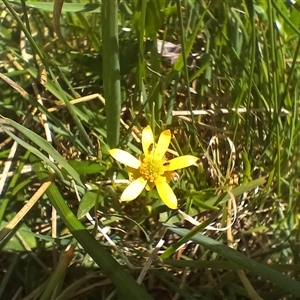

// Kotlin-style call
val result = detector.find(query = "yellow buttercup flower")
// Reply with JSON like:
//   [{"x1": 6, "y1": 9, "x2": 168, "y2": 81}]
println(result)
[{"x1": 109, "y1": 126, "x2": 198, "y2": 209}]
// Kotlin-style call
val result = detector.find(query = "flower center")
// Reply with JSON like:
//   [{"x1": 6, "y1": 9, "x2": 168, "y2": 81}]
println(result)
[{"x1": 139, "y1": 156, "x2": 164, "y2": 182}]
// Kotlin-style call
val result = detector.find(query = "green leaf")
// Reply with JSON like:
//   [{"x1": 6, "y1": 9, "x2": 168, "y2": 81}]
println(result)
[
  {"x1": 102, "y1": 0, "x2": 121, "y2": 147},
  {"x1": 10, "y1": 1, "x2": 101, "y2": 13},
  {"x1": 0, "y1": 124, "x2": 64, "y2": 181},
  {"x1": 165, "y1": 225, "x2": 300, "y2": 297},
  {"x1": 190, "y1": 53, "x2": 211, "y2": 81},
  {"x1": 31, "y1": 156, "x2": 153, "y2": 300},
  {"x1": 205, "y1": 177, "x2": 266, "y2": 207},
  {"x1": 1, "y1": 221, "x2": 37, "y2": 251},
  {"x1": 145, "y1": 1, "x2": 164, "y2": 37},
  {"x1": 0, "y1": 118, "x2": 83, "y2": 186},
  {"x1": 67, "y1": 160, "x2": 106, "y2": 175},
  {"x1": 173, "y1": 5, "x2": 206, "y2": 71},
  {"x1": 77, "y1": 191, "x2": 99, "y2": 219}
]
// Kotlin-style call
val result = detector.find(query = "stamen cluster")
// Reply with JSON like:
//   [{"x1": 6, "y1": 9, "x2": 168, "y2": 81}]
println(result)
[{"x1": 139, "y1": 156, "x2": 164, "y2": 182}]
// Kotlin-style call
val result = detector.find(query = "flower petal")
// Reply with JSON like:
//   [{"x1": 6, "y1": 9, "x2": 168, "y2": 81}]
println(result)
[
  {"x1": 142, "y1": 126, "x2": 155, "y2": 156},
  {"x1": 109, "y1": 149, "x2": 141, "y2": 169},
  {"x1": 166, "y1": 155, "x2": 198, "y2": 171},
  {"x1": 120, "y1": 177, "x2": 147, "y2": 201},
  {"x1": 155, "y1": 177, "x2": 177, "y2": 209},
  {"x1": 127, "y1": 166, "x2": 141, "y2": 182},
  {"x1": 154, "y1": 129, "x2": 171, "y2": 159},
  {"x1": 145, "y1": 181, "x2": 155, "y2": 191},
  {"x1": 163, "y1": 171, "x2": 177, "y2": 183}
]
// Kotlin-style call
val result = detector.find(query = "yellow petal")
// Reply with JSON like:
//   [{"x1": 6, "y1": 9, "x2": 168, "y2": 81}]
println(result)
[
  {"x1": 120, "y1": 177, "x2": 147, "y2": 201},
  {"x1": 166, "y1": 155, "x2": 198, "y2": 171},
  {"x1": 155, "y1": 177, "x2": 177, "y2": 209},
  {"x1": 163, "y1": 171, "x2": 177, "y2": 183},
  {"x1": 127, "y1": 166, "x2": 141, "y2": 182},
  {"x1": 145, "y1": 181, "x2": 155, "y2": 191},
  {"x1": 142, "y1": 126, "x2": 155, "y2": 156},
  {"x1": 154, "y1": 129, "x2": 171, "y2": 159},
  {"x1": 109, "y1": 149, "x2": 141, "y2": 169}
]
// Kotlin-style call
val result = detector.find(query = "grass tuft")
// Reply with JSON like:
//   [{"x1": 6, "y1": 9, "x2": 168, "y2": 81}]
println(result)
[{"x1": 0, "y1": 1, "x2": 300, "y2": 299}]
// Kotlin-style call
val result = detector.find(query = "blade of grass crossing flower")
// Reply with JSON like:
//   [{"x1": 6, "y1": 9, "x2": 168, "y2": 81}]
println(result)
[
  {"x1": 102, "y1": 0, "x2": 121, "y2": 148},
  {"x1": 30, "y1": 156, "x2": 153, "y2": 300}
]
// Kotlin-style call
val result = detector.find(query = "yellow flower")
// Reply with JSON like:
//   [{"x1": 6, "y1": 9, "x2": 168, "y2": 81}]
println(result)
[{"x1": 109, "y1": 126, "x2": 198, "y2": 209}]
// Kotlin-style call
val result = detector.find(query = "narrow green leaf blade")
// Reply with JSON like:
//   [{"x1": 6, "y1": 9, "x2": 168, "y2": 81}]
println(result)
[
  {"x1": 31, "y1": 157, "x2": 153, "y2": 300},
  {"x1": 165, "y1": 225, "x2": 300, "y2": 297},
  {"x1": 1, "y1": 118, "x2": 83, "y2": 186},
  {"x1": 10, "y1": 1, "x2": 101, "y2": 13}
]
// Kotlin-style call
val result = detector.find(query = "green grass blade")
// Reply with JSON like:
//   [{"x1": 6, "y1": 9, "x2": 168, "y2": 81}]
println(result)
[
  {"x1": 48, "y1": 68, "x2": 94, "y2": 151},
  {"x1": 0, "y1": 150, "x2": 31, "y2": 224},
  {"x1": 9, "y1": 1, "x2": 101, "y2": 13},
  {"x1": 2, "y1": 0, "x2": 46, "y2": 63},
  {"x1": 30, "y1": 156, "x2": 153, "y2": 300},
  {"x1": 0, "y1": 118, "x2": 83, "y2": 186},
  {"x1": 102, "y1": 0, "x2": 121, "y2": 147},
  {"x1": 166, "y1": 225, "x2": 300, "y2": 297}
]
